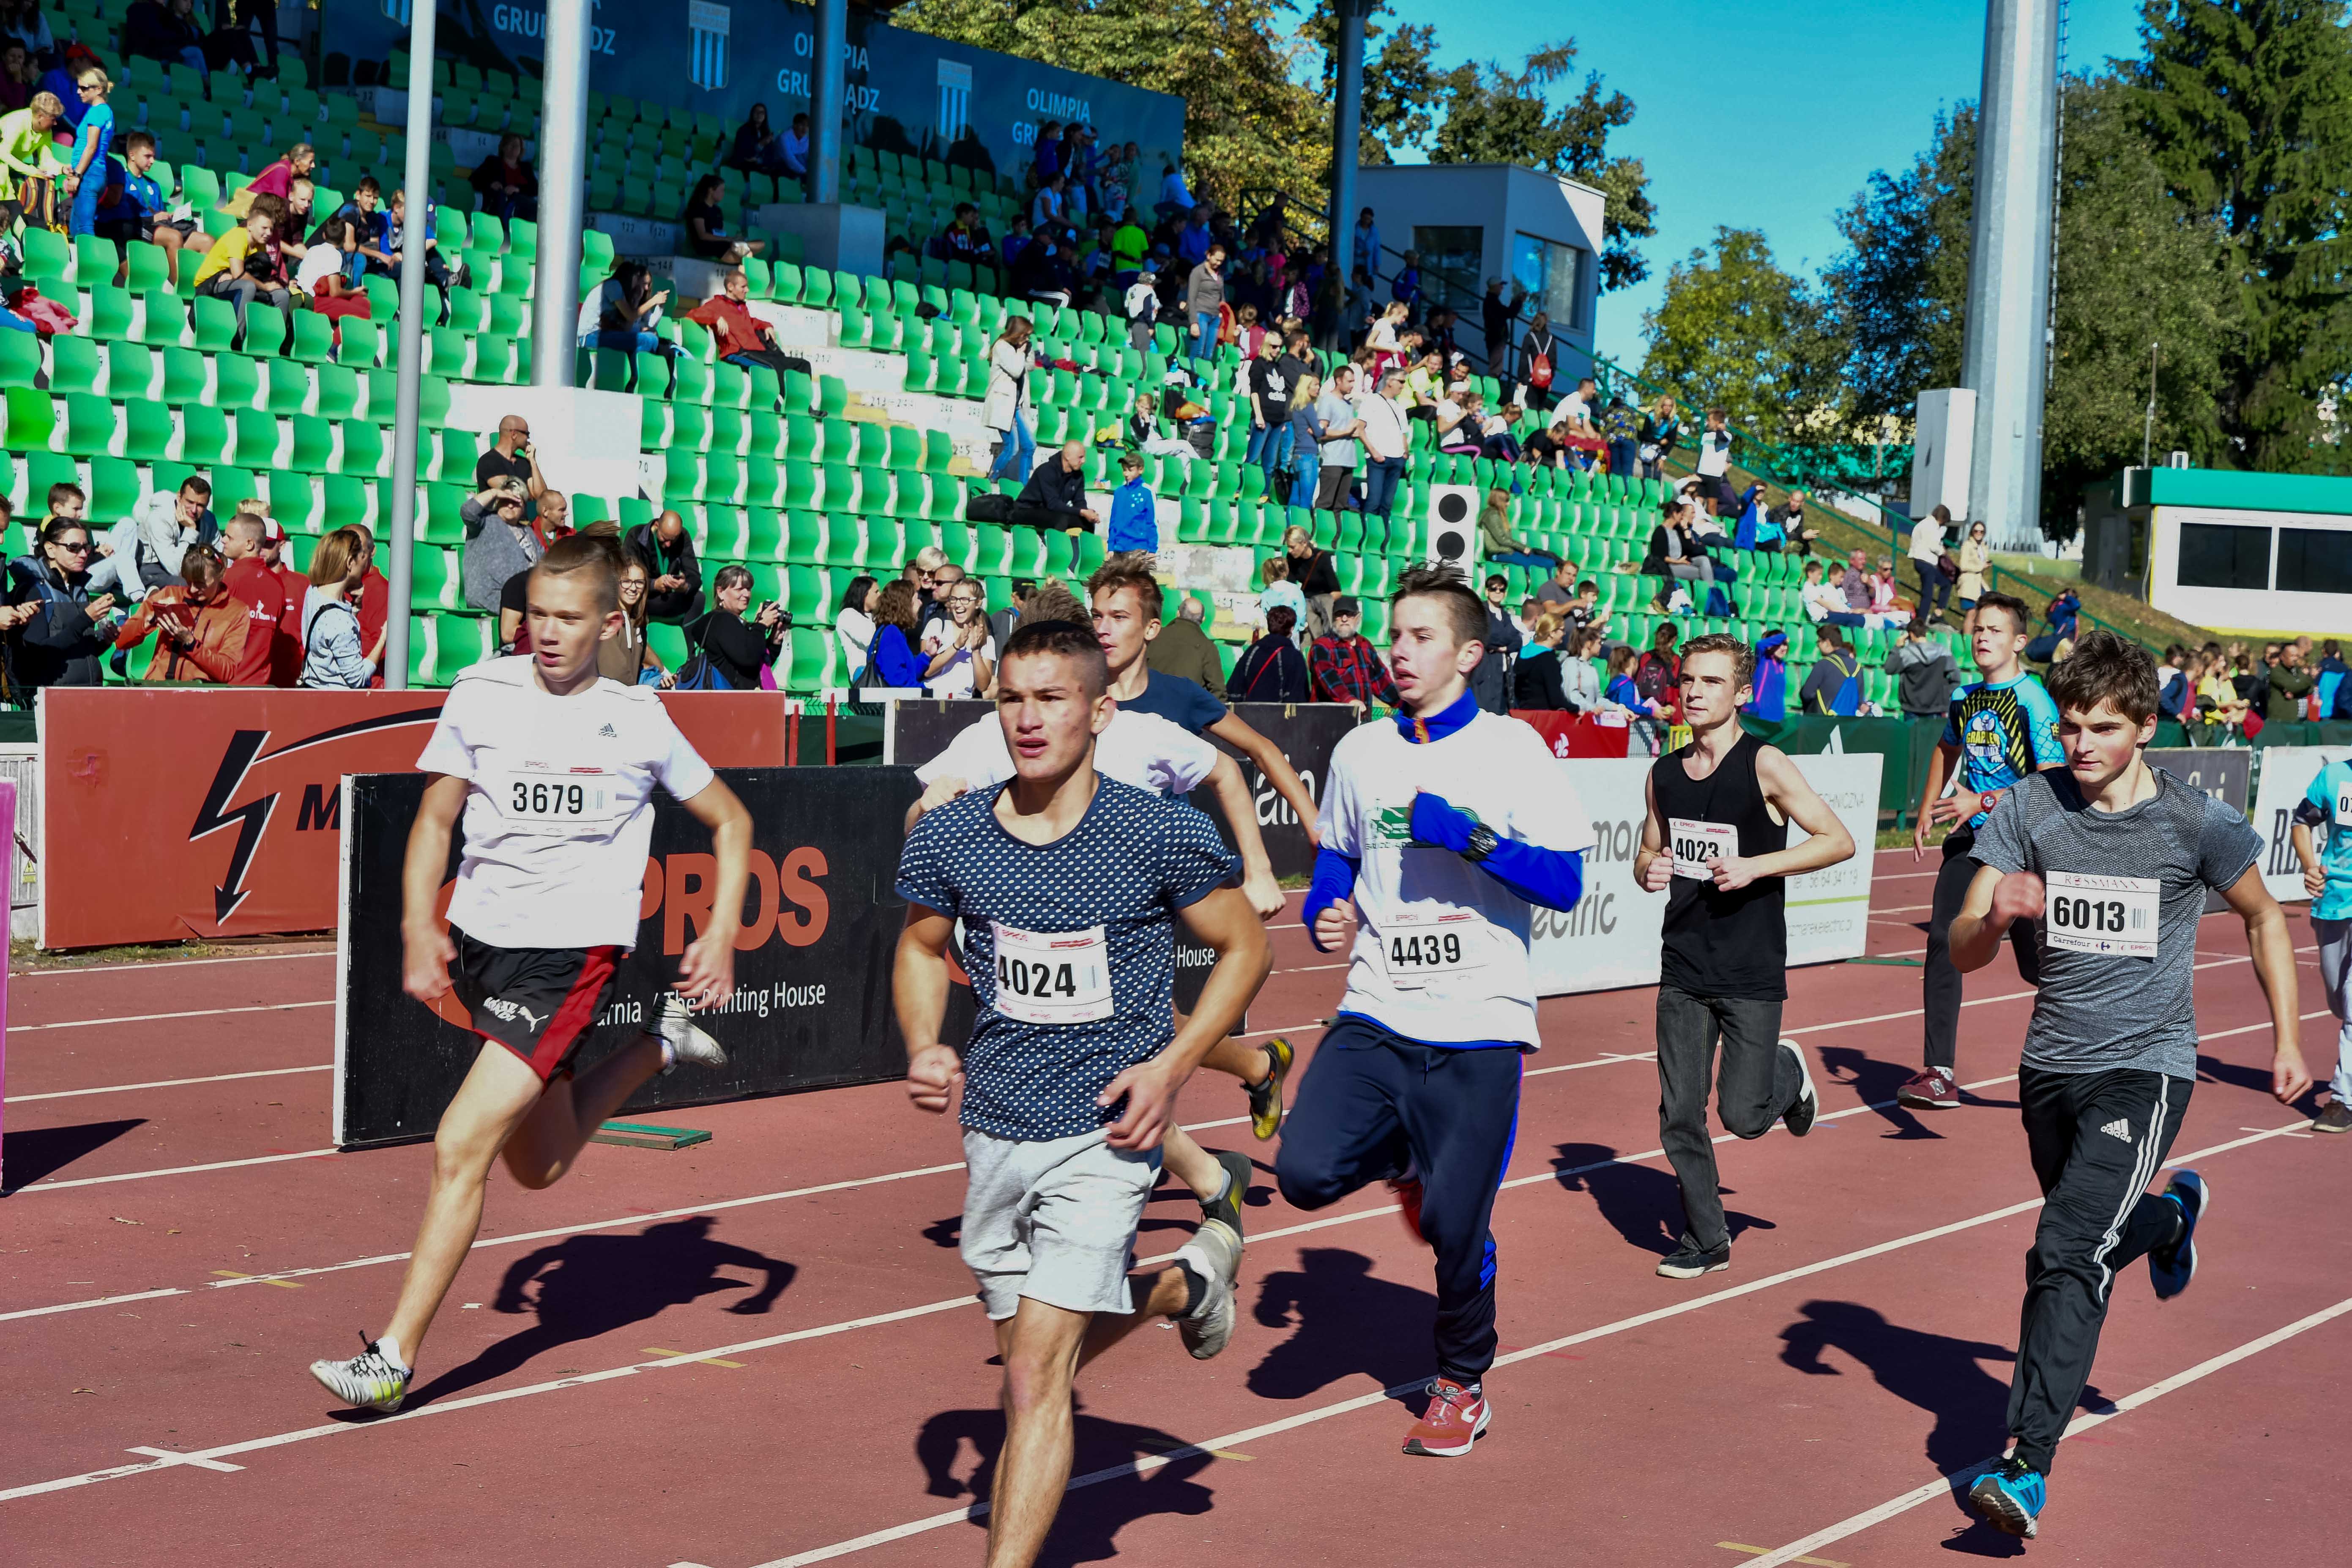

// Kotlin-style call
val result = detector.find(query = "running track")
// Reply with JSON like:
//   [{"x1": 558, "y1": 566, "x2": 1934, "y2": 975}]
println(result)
[{"x1": 3, "y1": 849, "x2": 2343, "y2": 1566}]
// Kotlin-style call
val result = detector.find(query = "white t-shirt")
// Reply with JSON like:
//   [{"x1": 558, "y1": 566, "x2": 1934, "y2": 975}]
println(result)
[
  {"x1": 1696, "y1": 428, "x2": 1733, "y2": 476},
  {"x1": 1321, "y1": 709, "x2": 1598, "y2": 1046},
  {"x1": 1800, "y1": 580, "x2": 1843, "y2": 624},
  {"x1": 920, "y1": 621, "x2": 997, "y2": 698},
  {"x1": 1558, "y1": 391, "x2": 1593, "y2": 426},
  {"x1": 295, "y1": 244, "x2": 347, "y2": 295},
  {"x1": 415, "y1": 658, "x2": 717, "y2": 950},
  {"x1": 1907, "y1": 515, "x2": 1945, "y2": 564},
  {"x1": 916, "y1": 708, "x2": 1220, "y2": 797}
]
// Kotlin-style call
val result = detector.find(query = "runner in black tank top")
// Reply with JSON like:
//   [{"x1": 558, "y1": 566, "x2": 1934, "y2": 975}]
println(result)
[{"x1": 1635, "y1": 635, "x2": 1857, "y2": 1279}]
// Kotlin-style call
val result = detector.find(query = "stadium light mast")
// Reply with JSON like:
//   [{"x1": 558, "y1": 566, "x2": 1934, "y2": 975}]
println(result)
[
  {"x1": 383, "y1": 0, "x2": 438, "y2": 689},
  {"x1": 812, "y1": 0, "x2": 845, "y2": 204},
  {"x1": 531, "y1": 0, "x2": 594, "y2": 387},
  {"x1": 1959, "y1": 0, "x2": 2061, "y2": 553},
  {"x1": 1328, "y1": 0, "x2": 1372, "y2": 290}
]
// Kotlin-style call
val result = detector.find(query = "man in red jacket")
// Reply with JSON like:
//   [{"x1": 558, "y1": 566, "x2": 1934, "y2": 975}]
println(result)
[
  {"x1": 216, "y1": 514, "x2": 289, "y2": 686},
  {"x1": 684, "y1": 268, "x2": 803, "y2": 379},
  {"x1": 257, "y1": 516, "x2": 308, "y2": 685}
]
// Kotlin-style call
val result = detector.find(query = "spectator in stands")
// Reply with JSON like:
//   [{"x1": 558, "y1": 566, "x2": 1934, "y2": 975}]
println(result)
[
  {"x1": 0, "y1": 1, "x2": 47, "y2": 69},
  {"x1": 193, "y1": 205, "x2": 292, "y2": 353},
  {"x1": 2024, "y1": 586, "x2": 2082, "y2": 663},
  {"x1": 0, "y1": 42, "x2": 35, "y2": 111},
  {"x1": 1800, "y1": 625, "x2": 1865, "y2": 716},
  {"x1": 1638, "y1": 394, "x2": 1681, "y2": 480},
  {"x1": 857, "y1": 578, "x2": 925, "y2": 689},
  {"x1": 1355, "y1": 369, "x2": 1410, "y2": 525},
  {"x1": 1011, "y1": 229, "x2": 1074, "y2": 306},
  {"x1": 1603, "y1": 645, "x2": 1666, "y2": 752},
  {"x1": 680, "y1": 564, "x2": 784, "y2": 690},
  {"x1": 1645, "y1": 501, "x2": 1718, "y2": 587},
  {"x1": 917, "y1": 575, "x2": 994, "y2": 698},
  {"x1": 296, "y1": 526, "x2": 372, "y2": 689},
  {"x1": 113, "y1": 543, "x2": 242, "y2": 681},
  {"x1": 459, "y1": 476, "x2": 539, "y2": 613},
  {"x1": 214, "y1": 513, "x2": 287, "y2": 686},
  {"x1": 625, "y1": 509, "x2": 703, "y2": 624},
  {"x1": 1635, "y1": 622, "x2": 1682, "y2": 716},
  {"x1": 1230, "y1": 603, "x2": 1308, "y2": 701},
  {"x1": 1147, "y1": 595, "x2": 1227, "y2": 697},
  {"x1": 1950, "y1": 519, "x2": 1989, "y2": 609},
  {"x1": 1435, "y1": 385, "x2": 1483, "y2": 454},
  {"x1": 1310, "y1": 365, "x2": 1363, "y2": 511},
  {"x1": 124, "y1": 0, "x2": 204, "y2": 79},
  {"x1": 1907, "y1": 502, "x2": 1953, "y2": 618},
  {"x1": 1258, "y1": 554, "x2": 1306, "y2": 638},
  {"x1": 90, "y1": 474, "x2": 213, "y2": 602},
  {"x1": 595, "y1": 258, "x2": 671, "y2": 358},
  {"x1": 91, "y1": 130, "x2": 196, "y2": 286},
  {"x1": 1184, "y1": 242, "x2": 1226, "y2": 367},
  {"x1": 686, "y1": 267, "x2": 801, "y2": 379},
  {"x1": 1693, "y1": 405, "x2": 1736, "y2": 513},
  {"x1": 2155, "y1": 643, "x2": 2191, "y2": 723},
  {"x1": 682, "y1": 172, "x2": 763, "y2": 263},
  {"x1": 1799, "y1": 560, "x2": 1862, "y2": 628},
  {"x1": 241, "y1": 141, "x2": 312, "y2": 207},
  {"x1": 469, "y1": 132, "x2": 537, "y2": 223},
  {"x1": 473, "y1": 414, "x2": 546, "y2": 499},
  {"x1": 1480, "y1": 277, "x2": 1518, "y2": 373},
  {"x1": 1310, "y1": 596, "x2": 1400, "y2": 709},
  {"x1": 5, "y1": 516, "x2": 111, "y2": 689},
  {"x1": 0, "y1": 90, "x2": 66, "y2": 227},
  {"x1": 331, "y1": 176, "x2": 392, "y2": 278},
  {"x1": 216, "y1": 0, "x2": 276, "y2": 75},
  {"x1": 1106, "y1": 452, "x2": 1157, "y2": 555},
  {"x1": 918, "y1": 562, "x2": 963, "y2": 637},
  {"x1": 61, "y1": 63, "x2": 111, "y2": 237},
  {"x1": 1121, "y1": 260, "x2": 1159, "y2": 349},
  {"x1": 779, "y1": 112, "x2": 811, "y2": 195},
  {"x1": 1391, "y1": 249, "x2": 1421, "y2": 315},
  {"x1": 1891, "y1": 618, "x2": 1961, "y2": 721},
  {"x1": 2267, "y1": 639, "x2": 2314, "y2": 725},
  {"x1": 1283, "y1": 523, "x2": 1342, "y2": 638},
  {"x1": 984, "y1": 314, "x2": 1037, "y2": 480},
  {"x1": 1601, "y1": 392, "x2": 1641, "y2": 477},
  {"x1": 298, "y1": 215, "x2": 369, "y2": 324},
  {"x1": 1512, "y1": 609, "x2": 1575, "y2": 711},
  {"x1": 728, "y1": 104, "x2": 786, "y2": 175},
  {"x1": 1243, "y1": 331, "x2": 1294, "y2": 482},
  {"x1": 1840, "y1": 547, "x2": 1873, "y2": 614},
  {"x1": 1481, "y1": 489, "x2": 1558, "y2": 571},
  {"x1": 1012, "y1": 441, "x2": 1100, "y2": 534},
  {"x1": 932, "y1": 202, "x2": 993, "y2": 266},
  {"x1": 833, "y1": 573, "x2": 878, "y2": 679},
  {"x1": 1562, "y1": 626, "x2": 1604, "y2": 711},
  {"x1": 987, "y1": 579, "x2": 1031, "y2": 654}
]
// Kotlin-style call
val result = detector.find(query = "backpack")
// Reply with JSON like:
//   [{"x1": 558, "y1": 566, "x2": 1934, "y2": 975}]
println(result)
[
  {"x1": 671, "y1": 620, "x2": 735, "y2": 691},
  {"x1": 1526, "y1": 333, "x2": 1554, "y2": 389},
  {"x1": 1634, "y1": 651, "x2": 1676, "y2": 705},
  {"x1": 966, "y1": 491, "x2": 1014, "y2": 524}
]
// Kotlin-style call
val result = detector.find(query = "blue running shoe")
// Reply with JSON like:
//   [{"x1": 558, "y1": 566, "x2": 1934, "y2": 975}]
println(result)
[
  {"x1": 2150, "y1": 1169, "x2": 2209, "y2": 1302},
  {"x1": 1968, "y1": 1456, "x2": 2046, "y2": 1538}
]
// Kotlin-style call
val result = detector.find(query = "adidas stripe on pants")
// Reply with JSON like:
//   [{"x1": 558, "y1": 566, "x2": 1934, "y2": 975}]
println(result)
[{"x1": 2006, "y1": 1065, "x2": 2192, "y2": 1474}]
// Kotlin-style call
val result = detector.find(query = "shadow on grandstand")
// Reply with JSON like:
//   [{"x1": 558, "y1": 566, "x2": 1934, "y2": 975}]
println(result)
[
  {"x1": 916, "y1": 1396, "x2": 1216, "y2": 1566},
  {"x1": 1245, "y1": 1247, "x2": 1433, "y2": 1401},
  {"x1": 1549, "y1": 1142, "x2": 1777, "y2": 1256},
  {"x1": 382, "y1": 1217, "x2": 795, "y2": 1410},
  {"x1": 1, "y1": 1118, "x2": 146, "y2": 1191}
]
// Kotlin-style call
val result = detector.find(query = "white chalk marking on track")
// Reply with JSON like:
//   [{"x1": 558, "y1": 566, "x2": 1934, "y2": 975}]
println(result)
[
  {"x1": 1742, "y1": 1293, "x2": 2352, "y2": 1568},
  {"x1": 7, "y1": 1148, "x2": 336, "y2": 1195},
  {"x1": 6, "y1": 1064, "x2": 332, "y2": 1103},
  {"x1": 7, "y1": 1000, "x2": 334, "y2": 1033}
]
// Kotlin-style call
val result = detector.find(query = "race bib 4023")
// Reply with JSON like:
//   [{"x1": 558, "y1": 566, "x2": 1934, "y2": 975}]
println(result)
[
  {"x1": 1668, "y1": 817, "x2": 1737, "y2": 880},
  {"x1": 2044, "y1": 870, "x2": 2159, "y2": 958}
]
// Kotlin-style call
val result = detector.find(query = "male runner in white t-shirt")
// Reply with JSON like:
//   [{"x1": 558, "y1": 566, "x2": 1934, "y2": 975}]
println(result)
[
  {"x1": 308, "y1": 537, "x2": 753, "y2": 1412},
  {"x1": 1277, "y1": 564, "x2": 1597, "y2": 1457}
]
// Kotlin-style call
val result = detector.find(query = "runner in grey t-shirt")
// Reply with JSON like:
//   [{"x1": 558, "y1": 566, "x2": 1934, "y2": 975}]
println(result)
[{"x1": 1944, "y1": 632, "x2": 2308, "y2": 1543}]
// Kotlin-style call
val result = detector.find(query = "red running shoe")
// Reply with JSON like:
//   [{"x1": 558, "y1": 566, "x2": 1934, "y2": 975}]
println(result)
[
  {"x1": 1403, "y1": 1378, "x2": 1490, "y2": 1457},
  {"x1": 1897, "y1": 1067, "x2": 1960, "y2": 1110},
  {"x1": 1387, "y1": 1174, "x2": 1425, "y2": 1243}
]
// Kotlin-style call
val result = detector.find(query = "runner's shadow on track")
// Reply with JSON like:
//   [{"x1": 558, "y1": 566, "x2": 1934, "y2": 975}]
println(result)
[
  {"x1": 915, "y1": 1398, "x2": 1216, "y2": 1565},
  {"x1": 1817, "y1": 1048, "x2": 1944, "y2": 1138},
  {"x1": 1549, "y1": 1143, "x2": 1776, "y2": 1258},
  {"x1": 2196, "y1": 1053, "x2": 2285, "y2": 1096},
  {"x1": 1779, "y1": 1300, "x2": 2014, "y2": 1478},
  {"x1": 0, "y1": 1118, "x2": 145, "y2": 1191},
  {"x1": 375, "y1": 1217, "x2": 795, "y2": 1412},
  {"x1": 1246, "y1": 1248, "x2": 1433, "y2": 1401}
]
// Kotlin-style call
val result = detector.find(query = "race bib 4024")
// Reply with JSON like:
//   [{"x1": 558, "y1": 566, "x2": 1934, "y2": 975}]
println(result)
[
  {"x1": 2044, "y1": 870, "x2": 2159, "y2": 958},
  {"x1": 989, "y1": 922, "x2": 1114, "y2": 1025}
]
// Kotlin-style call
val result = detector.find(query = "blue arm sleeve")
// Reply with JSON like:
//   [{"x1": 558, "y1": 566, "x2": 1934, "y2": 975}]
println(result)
[
  {"x1": 1478, "y1": 840, "x2": 1584, "y2": 913},
  {"x1": 1302, "y1": 846, "x2": 1360, "y2": 952}
]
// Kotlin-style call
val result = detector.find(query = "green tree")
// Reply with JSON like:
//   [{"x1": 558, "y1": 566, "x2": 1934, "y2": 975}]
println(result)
[
  {"x1": 1638, "y1": 227, "x2": 1842, "y2": 446},
  {"x1": 1427, "y1": 42, "x2": 1655, "y2": 292},
  {"x1": 1300, "y1": 1, "x2": 1441, "y2": 168},
  {"x1": 2129, "y1": 0, "x2": 2352, "y2": 471},
  {"x1": 1819, "y1": 104, "x2": 1975, "y2": 421}
]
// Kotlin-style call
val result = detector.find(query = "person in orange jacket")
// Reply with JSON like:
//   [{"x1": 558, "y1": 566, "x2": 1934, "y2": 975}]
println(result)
[{"x1": 112, "y1": 543, "x2": 244, "y2": 682}]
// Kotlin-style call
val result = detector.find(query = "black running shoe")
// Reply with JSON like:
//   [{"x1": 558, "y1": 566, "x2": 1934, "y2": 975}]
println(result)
[
  {"x1": 1655, "y1": 1242, "x2": 1730, "y2": 1280},
  {"x1": 1247, "y1": 1037, "x2": 1294, "y2": 1140},
  {"x1": 1200, "y1": 1149, "x2": 1253, "y2": 1239},
  {"x1": 1780, "y1": 1038, "x2": 1819, "y2": 1137}
]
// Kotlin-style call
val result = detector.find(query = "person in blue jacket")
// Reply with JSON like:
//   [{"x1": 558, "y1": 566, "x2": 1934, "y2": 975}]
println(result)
[{"x1": 1105, "y1": 452, "x2": 1158, "y2": 554}]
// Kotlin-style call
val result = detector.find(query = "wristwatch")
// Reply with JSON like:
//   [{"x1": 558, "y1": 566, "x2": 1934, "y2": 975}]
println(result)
[{"x1": 1463, "y1": 823, "x2": 1500, "y2": 864}]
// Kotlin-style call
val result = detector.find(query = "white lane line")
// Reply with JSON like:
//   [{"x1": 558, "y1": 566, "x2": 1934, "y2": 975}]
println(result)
[
  {"x1": 7, "y1": 1000, "x2": 334, "y2": 1034},
  {"x1": 741, "y1": 1116, "x2": 2318, "y2": 1568},
  {"x1": 16, "y1": 952, "x2": 334, "y2": 977},
  {"x1": 0, "y1": 1288, "x2": 188, "y2": 1324},
  {"x1": 0, "y1": 1110, "x2": 2311, "y2": 1510},
  {"x1": 1744, "y1": 1293, "x2": 2352, "y2": 1568},
  {"x1": 1786, "y1": 954, "x2": 2250, "y2": 1039},
  {"x1": 6, "y1": 1065, "x2": 333, "y2": 1103},
  {"x1": 7, "y1": 1149, "x2": 337, "y2": 1195}
]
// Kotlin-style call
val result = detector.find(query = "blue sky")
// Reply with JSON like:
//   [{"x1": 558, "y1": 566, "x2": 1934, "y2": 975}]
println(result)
[{"x1": 1366, "y1": 0, "x2": 2150, "y2": 358}]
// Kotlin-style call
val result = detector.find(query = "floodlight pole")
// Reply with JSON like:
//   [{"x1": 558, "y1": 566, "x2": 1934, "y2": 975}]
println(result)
[
  {"x1": 383, "y1": 0, "x2": 437, "y2": 690},
  {"x1": 531, "y1": 0, "x2": 593, "y2": 386},
  {"x1": 812, "y1": 0, "x2": 845, "y2": 203},
  {"x1": 1329, "y1": 0, "x2": 1370, "y2": 292}
]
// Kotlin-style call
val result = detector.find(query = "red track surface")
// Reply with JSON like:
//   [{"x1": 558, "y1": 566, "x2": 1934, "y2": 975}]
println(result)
[{"x1": 4, "y1": 851, "x2": 2344, "y2": 1567}]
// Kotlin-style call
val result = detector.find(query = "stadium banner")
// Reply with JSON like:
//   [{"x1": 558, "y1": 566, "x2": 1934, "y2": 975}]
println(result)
[
  {"x1": 2145, "y1": 748, "x2": 2253, "y2": 913},
  {"x1": 40, "y1": 688, "x2": 798, "y2": 950},
  {"x1": 883, "y1": 697, "x2": 1360, "y2": 881},
  {"x1": 1529, "y1": 753, "x2": 1882, "y2": 997},
  {"x1": 1511, "y1": 710, "x2": 1632, "y2": 758},
  {"x1": 321, "y1": 0, "x2": 1185, "y2": 201},
  {"x1": 2246, "y1": 745, "x2": 2350, "y2": 908},
  {"x1": 335, "y1": 766, "x2": 922, "y2": 1149}
]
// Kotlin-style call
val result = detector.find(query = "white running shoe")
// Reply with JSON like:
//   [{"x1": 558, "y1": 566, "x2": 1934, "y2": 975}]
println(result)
[
  {"x1": 656, "y1": 992, "x2": 727, "y2": 1074},
  {"x1": 1174, "y1": 1218, "x2": 1242, "y2": 1360},
  {"x1": 309, "y1": 1334, "x2": 410, "y2": 1412}
]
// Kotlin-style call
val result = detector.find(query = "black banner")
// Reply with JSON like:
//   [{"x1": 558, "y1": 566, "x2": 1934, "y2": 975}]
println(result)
[
  {"x1": 2146, "y1": 749, "x2": 2252, "y2": 913},
  {"x1": 336, "y1": 768, "x2": 924, "y2": 1149}
]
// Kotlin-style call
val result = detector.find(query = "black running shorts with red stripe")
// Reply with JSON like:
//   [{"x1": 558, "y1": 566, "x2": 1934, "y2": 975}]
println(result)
[{"x1": 449, "y1": 929, "x2": 622, "y2": 1082}]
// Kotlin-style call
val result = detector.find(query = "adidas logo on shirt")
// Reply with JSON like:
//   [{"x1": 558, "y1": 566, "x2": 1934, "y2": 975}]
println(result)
[
  {"x1": 598, "y1": 723, "x2": 618, "y2": 737},
  {"x1": 2100, "y1": 1117, "x2": 2132, "y2": 1143}
]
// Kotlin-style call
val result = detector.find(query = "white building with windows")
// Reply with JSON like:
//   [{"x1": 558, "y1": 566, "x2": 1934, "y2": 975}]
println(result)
[
  {"x1": 1349, "y1": 162, "x2": 1604, "y2": 380},
  {"x1": 2081, "y1": 465, "x2": 2352, "y2": 634}
]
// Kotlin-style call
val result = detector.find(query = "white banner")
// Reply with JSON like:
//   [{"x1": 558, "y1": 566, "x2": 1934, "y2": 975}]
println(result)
[
  {"x1": 2248, "y1": 745, "x2": 2351, "y2": 906},
  {"x1": 1531, "y1": 752, "x2": 1882, "y2": 997}
]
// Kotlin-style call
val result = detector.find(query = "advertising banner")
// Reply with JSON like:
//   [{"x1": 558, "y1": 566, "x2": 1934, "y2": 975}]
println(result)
[
  {"x1": 1529, "y1": 753, "x2": 1881, "y2": 997},
  {"x1": 1512, "y1": 710, "x2": 1632, "y2": 759},
  {"x1": 2246, "y1": 745, "x2": 2350, "y2": 907},
  {"x1": 322, "y1": 0, "x2": 1185, "y2": 200},
  {"x1": 336, "y1": 767, "x2": 922, "y2": 1148},
  {"x1": 41, "y1": 688, "x2": 797, "y2": 950}
]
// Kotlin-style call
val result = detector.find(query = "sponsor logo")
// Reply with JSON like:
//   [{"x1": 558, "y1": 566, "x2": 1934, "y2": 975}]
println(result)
[
  {"x1": 482, "y1": 996, "x2": 547, "y2": 1034},
  {"x1": 2101, "y1": 1117, "x2": 2132, "y2": 1143}
]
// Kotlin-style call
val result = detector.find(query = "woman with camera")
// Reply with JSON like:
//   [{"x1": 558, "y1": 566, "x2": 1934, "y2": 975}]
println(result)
[{"x1": 678, "y1": 564, "x2": 784, "y2": 690}]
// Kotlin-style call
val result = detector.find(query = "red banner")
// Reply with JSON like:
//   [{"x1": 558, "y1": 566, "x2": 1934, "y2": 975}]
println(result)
[
  {"x1": 1511, "y1": 710, "x2": 1632, "y2": 758},
  {"x1": 41, "y1": 688, "x2": 798, "y2": 950}
]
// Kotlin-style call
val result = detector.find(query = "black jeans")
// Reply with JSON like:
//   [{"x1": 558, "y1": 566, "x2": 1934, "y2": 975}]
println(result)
[
  {"x1": 1923, "y1": 829, "x2": 2041, "y2": 1071},
  {"x1": 1655, "y1": 984, "x2": 1800, "y2": 1253},
  {"x1": 1275, "y1": 1018, "x2": 1524, "y2": 1383},
  {"x1": 2007, "y1": 1066, "x2": 2190, "y2": 1473},
  {"x1": 1915, "y1": 558, "x2": 1952, "y2": 617},
  {"x1": 1007, "y1": 504, "x2": 1092, "y2": 533}
]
